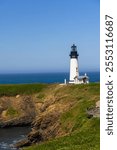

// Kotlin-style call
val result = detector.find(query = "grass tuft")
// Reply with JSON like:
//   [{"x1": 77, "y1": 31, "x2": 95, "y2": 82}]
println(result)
[{"x1": 6, "y1": 107, "x2": 19, "y2": 117}]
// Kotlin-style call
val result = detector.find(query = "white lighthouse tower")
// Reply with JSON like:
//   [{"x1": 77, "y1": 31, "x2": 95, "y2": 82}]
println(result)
[
  {"x1": 69, "y1": 44, "x2": 89, "y2": 84},
  {"x1": 69, "y1": 44, "x2": 79, "y2": 84}
]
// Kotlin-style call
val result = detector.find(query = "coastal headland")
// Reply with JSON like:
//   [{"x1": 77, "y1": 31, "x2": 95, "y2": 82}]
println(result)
[{"x1": 0, "y1": 83, "x2": 100, "y2": 150}]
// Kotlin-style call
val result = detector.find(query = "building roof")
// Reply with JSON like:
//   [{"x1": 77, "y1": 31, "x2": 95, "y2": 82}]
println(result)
[{"x1": 78, "y1": 75, "x2": 89, "y2": 80}]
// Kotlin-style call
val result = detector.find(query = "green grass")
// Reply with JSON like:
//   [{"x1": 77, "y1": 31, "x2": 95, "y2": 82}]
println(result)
[
  {"x1": 0, "y1": 84, "x2": 48, "y2": 97},
  {"x1": 37, "y1": 93, "x2": 45, "y2": 99},
  {"x1": 23, "y1": 83, "x2": 100, "y2": 150},
  {"x1": 6, "y1": 106, "x2": 19, "y2": 117},
  {"x1": 24, "y1": 119, "x2": 99, "y2": 150}
]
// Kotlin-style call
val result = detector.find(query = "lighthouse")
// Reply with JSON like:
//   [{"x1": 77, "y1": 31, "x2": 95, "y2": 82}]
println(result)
[
  {"x1": 69, "y1": 44, "x2": 89, "y2": 84},
  {"x1": 69, "y1": 44, "x2": 79, "y2": 83}
]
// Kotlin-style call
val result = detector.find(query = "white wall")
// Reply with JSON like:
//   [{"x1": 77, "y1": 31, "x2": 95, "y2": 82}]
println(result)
[{"x1": 69, "y1": 58, "x2": 79, "y2": 82}]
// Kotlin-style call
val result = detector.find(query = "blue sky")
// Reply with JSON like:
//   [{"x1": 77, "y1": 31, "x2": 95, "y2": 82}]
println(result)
[{"x1": 0, "y1": 0, "x2": 100, "y2": 73}]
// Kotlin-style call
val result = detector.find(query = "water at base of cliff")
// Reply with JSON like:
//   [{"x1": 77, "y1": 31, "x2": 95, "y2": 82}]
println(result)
[{"x1": 0, "y1": 127, "x2": 31, "y2": 150}]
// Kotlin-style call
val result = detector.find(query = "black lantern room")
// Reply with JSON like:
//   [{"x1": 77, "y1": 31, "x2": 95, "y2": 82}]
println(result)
[{"x1": 69, "y1": 44, "x2": 79, "y2": 58}]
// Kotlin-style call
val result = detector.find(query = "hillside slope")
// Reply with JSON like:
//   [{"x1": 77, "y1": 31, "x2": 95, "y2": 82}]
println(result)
[
  {"x1": 0, "y1": 83, "x2": 100, "y2": 150},
  {"x1": 23, "y1": 83, "x2": 100, "y2": 150},
  {"x1": 0, "y1": 84, "x2": 47, "y2": 127}
]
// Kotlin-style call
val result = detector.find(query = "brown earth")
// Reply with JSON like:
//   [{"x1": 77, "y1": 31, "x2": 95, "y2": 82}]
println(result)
[
  {"x1": 0, "y1": 84, "x2": 100, "y2": 148},
  {"x1": 0, "y1": 95, "x2": 36, "y2": 127}
]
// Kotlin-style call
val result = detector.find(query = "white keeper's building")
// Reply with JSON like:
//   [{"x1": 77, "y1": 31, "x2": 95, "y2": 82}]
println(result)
[{"x1": 69, "y1": 44, "x2": 89, "y2": 84}]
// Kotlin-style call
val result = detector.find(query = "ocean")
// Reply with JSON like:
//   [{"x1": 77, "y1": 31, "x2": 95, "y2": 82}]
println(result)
[
  {"x1": 0, "y1": 127, "x2": 30, "y2": 150},
  {"x1": 0, "y1": 72, "x2": 100, "y2": 84}
]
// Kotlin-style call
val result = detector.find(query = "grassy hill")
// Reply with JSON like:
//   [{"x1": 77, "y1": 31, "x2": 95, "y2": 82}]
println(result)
[
  {"x1": 23, "y1": 83, "x2": 100, "y2": 150},
  {"x1": 0, "y1": 83, "x2": 100, "y2": 150}
]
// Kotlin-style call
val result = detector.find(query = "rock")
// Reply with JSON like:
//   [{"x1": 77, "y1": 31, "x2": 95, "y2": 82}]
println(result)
[
  {"x1": 26, "y1": 111, "x2": 61, "y2": 144},
  {"x1": 28, "y1": 130, "x2": 43, "y2": 143},
  {"x1": 96, "y1": 101, "x2": 100, "y2": 108},
  {"x1": 0, "y1": 96, "x2": 36, "y2": 128},
  {"x1": 16, "y1": 95, "x2": 20, "y2": 98},
  {"x1": 87, "y1": 107, "x2": 100, "y2": 118},
  {"x1": 0, "y1": 97, "x2": 11, "y2": 111},
  {"x1": 0, "y1": 106, "x2": 64, "y2": 146},
  {"x1": 14, "y1": 139, "x2": 31, "y2": 148},
  {"x1": 1, "y1": 110, "x2": 7, "y2": 119},
  {"x1": 0, "y1": 116, "x2": 33, "y2": 128},
  {"x1": 0, "y1": 106, "x2": 4, "y2": 114}
]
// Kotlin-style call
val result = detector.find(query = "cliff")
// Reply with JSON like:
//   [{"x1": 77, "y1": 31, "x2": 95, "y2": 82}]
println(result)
[{"x1": 0, "y1": 83, "x2": 100, "y2": 150}]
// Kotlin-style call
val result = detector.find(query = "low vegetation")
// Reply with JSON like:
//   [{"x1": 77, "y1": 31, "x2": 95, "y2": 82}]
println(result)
[
  {"x1": 23, "y1": 83, "x2": 100, "y2": 150},
  {"x1": 0, "y1": 83, "x2": 100, "y2": 149},
  {"x1": 6, "y1": 107, "x2": 19, "y2": 117},
  {"x1": 0, "y1": 84, "x2": 47, "y2": 97}
]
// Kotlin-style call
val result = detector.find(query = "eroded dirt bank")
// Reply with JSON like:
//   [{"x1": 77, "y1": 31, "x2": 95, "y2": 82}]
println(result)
[{"x1": 0, "y1": 84, "x2": 100, "y2": 148}]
